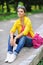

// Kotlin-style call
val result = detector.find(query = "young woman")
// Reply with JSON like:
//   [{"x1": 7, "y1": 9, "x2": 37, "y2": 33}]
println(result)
[{"x1": 5, "y1": 6, "x2": 34, "y2": 63}]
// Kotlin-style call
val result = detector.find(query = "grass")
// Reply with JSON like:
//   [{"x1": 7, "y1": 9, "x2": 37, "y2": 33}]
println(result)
[
  {"x1": 32, "y1": 9, "x2": 43, "y2": 14},
  {"x1": 0, "y1": 13, "x2": 18, "y2": 21},
  {"x1": 37, "y1": 58, "x2": 43, "y2": 65},
  {"x1": 0, "y1": 7, "x2": 43, "y2": 21}
]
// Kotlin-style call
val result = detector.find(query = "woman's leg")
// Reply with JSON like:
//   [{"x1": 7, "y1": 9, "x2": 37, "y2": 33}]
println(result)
[
  {"x1": 7, "y1": 35, "x2": 13, "y2": 53},
  {"x1": 14, "y1": 36, "x2": 26, "y2": 54},
  {"x1": 5, "y1": 36, "x2": 26, "y2": 62},
  {"x1": 24, "y1": 36, "x2": 33, "y2": 47},
  {"x1": 5, "y1": 35, "x2": 14, "y2": 62}
]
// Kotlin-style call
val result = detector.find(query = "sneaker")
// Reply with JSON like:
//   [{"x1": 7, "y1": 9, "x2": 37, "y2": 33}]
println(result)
[
  {"x1": 8, "y1": 54, "x2": 16, "y2": 63},
  {"x1": 5, "y1": 52, "x2": 11, "y2": 63}
]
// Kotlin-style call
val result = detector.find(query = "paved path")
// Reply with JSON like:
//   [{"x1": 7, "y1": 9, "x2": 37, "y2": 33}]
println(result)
[{"x1": 0, "y1": 13, "x2": 43, "y2": 65}]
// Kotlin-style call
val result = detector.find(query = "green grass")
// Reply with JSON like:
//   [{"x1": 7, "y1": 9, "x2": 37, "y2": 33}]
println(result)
[
  {"x1": 37, "y1": 58, "x2": 43, "y2": 65},
  {"x1": 0, "y1": 8, "x2": 43, "y2": 21},
  {"x1": 0, "y1": 13, "x2": 18, "y2": 21},
  {"x1": 32, "y1": 9, "x2": 43, "y2": 14}
]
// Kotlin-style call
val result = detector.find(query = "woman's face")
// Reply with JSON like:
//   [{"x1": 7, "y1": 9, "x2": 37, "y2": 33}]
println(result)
[{"x1": 17, "y1": 8, "x2": 25, "y2": 18}]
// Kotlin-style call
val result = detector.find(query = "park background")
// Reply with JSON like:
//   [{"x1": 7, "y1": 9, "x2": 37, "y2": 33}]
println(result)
[
  {"x1": 0, "y1": 0, "x2": 43, "y2": 65},
  {"x1": 0, "y1": 0, "x2": 43, "y2": 21}
]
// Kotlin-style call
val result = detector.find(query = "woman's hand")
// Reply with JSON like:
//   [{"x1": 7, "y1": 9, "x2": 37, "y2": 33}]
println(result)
[
  {"x1": 14, "y1": 37, "x2": 17, "y2": 45},
  {"x1": 10, "y1": 37, "x2": 17, "y2": 46},
  {"x1": 10, "y1": 37, "x2": 14, "y2": 46}
]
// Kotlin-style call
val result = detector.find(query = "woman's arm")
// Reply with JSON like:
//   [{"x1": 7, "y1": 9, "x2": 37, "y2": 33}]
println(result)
[
  {"x1": 10, "y1": 22, "x2": 17, "y2": 46},
  {"x1": 14, "y1": 32, "x2": 23, "y2": 45},
  {"x1": 15, "y1": 32, "x2": 23, "y2": 39},
  {"x1": 10, "y1": 32, "x2": 14, "y2": 46}
]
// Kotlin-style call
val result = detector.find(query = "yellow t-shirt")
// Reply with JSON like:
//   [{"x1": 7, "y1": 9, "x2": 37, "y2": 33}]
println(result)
[{"x1": 10, "y1": 16, "x2": 34, "y2": 38}]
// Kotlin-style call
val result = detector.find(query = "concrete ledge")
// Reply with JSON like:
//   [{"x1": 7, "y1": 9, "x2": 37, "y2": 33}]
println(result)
[
  {"x1": 19, "y1": 45, "x2": 43, "y2": 65},
  {"x1": 1, "y1": 45, "x2": 43, "y2": 65}
]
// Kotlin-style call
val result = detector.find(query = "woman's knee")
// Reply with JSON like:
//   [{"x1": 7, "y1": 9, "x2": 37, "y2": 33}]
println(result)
[
  {"x1": 19, "y1": 36, "x2": 26, "y2": 45},
  {"x1": 20, "y1": 36, "x2": 26, "y2": 40}
]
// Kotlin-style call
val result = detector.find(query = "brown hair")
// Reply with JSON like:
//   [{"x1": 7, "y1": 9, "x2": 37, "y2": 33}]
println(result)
[{"x1": 17, "y1": 6, "x2": 26, "y2": 13}]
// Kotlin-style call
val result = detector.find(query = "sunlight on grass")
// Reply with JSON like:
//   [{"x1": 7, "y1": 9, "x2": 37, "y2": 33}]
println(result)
[
  {"x1": 0, "y1": 4, "x2": 43, "y2": 21},
  {"x1": 0, "y1": 13, "x2": 18, "y2": 21},
  {"x1": 37, "y1": 58, "x2": 43, "y2": 65}
]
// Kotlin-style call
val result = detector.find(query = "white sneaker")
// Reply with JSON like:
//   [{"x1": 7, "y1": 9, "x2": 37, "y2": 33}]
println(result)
[
  {"x1": 8, "y1": 54, "x2": 16, "y2": 63},
  {"x1": 5, "y1": 52, "x2": 11, "y2": 63}
]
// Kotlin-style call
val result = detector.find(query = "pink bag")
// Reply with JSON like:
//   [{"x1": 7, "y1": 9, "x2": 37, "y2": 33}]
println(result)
[{"x1": 32, "y1": 33, "x2": 43, "y2": 48}]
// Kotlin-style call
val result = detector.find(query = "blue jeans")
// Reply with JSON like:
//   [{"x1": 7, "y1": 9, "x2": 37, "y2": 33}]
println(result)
[{"x1": 8, "y1": 35, "x2": 33, "y2": 54}]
